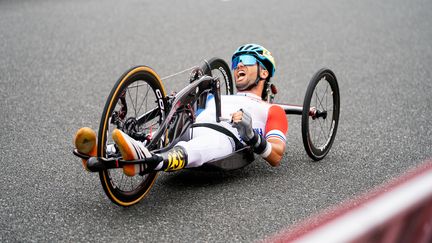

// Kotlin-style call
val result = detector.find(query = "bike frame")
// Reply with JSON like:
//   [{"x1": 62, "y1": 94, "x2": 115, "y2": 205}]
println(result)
[
  {"x1": 73, "y1": 74, "x2": 322, "y2": 171},
  {"x1": 74, "y1": 75, "x2": 222, "y2": 170}
]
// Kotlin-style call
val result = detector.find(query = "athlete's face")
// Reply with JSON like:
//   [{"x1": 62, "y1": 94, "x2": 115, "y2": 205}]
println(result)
[{"x1": 233, "y1": 62, "x2": 259, "y2": 90}]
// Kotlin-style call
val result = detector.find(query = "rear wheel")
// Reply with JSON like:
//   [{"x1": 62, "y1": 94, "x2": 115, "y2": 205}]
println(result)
[
  {"x1": 97, "y1": 66, "x2": 167, "y2": 206},
  {"x1": 302, "y1": 68, "x2": 340, "y2": 161}
]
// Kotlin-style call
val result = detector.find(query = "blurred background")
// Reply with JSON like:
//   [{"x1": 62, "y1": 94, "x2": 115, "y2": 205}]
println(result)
[{"x1": 1, "y1": 0, "x2": 431, "y2": 241}]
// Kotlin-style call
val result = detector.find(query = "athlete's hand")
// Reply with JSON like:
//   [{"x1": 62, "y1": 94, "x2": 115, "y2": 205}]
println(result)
[{"x1": 231, "y1": 109, "x2": 254, "y2": 142}]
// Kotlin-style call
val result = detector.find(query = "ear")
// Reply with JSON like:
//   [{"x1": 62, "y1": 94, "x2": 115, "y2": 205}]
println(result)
[{"x1": 260, "y1": 69, "x2": 269, "y2": 80}]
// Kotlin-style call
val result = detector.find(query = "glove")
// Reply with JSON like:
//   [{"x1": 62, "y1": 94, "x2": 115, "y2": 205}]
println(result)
[
  {"x1": 232, "y1": 109, "x2": 271, "y2": 157},
  {"x1": 231, "y1": 109, "x2": 255, "y2": 142}
]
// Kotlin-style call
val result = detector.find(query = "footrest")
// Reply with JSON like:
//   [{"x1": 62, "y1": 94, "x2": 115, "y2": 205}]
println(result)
[
  {"x1": 73, "y1": 149, "x2": 90, "y2": 159},
  {"x1": 74, "y1": 152, "x2": 164, "y2": 172}
]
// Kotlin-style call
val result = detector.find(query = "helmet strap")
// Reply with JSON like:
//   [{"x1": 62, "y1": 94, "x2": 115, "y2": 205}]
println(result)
[{"x1": 254, "y1": 64, "x2": 262, "y2": 87}]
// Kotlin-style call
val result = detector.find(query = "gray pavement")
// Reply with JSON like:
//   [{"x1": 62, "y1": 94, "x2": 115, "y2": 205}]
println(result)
[{"x1": 1, "y1": 0, "x2": 431, "y2": 242}]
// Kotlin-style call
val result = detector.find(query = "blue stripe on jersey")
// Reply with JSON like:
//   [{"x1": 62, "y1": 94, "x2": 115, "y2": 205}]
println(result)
[
  {"x1": 266, "y1": 133, "x2": 286, "y2": 141},
  {"x1": 195, "y1": 94, "x2": 215, "y2": 116}
]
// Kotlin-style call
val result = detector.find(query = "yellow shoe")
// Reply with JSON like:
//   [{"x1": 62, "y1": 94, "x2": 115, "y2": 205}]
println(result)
[
  {"x1": 74, "y1": 127, "x2": 97, "y2": 171},
  {"x1": 112, "y1": 129, "x2": 152, "y2": 177}
]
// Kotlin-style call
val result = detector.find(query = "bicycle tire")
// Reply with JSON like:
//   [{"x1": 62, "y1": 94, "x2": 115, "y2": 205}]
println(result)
[
  {"x1": 301, "y1": 68, "x2": 340, "y2": 161},
  {"x1": 97, "y1": 66, "x2": 167, "y2": 206}
]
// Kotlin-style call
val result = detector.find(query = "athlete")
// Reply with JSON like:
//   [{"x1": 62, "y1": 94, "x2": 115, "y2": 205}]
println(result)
[{"x1": 74, "y1": 44, "x2": 288, "y2": 176}]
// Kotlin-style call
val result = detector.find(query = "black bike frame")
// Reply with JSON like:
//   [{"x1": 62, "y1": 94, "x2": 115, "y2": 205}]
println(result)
[
  {"x1": 147, "y1": 75, "x2": 221, "y2": 149},
  {"x1": 74, "y1": 75, "x2": 222, "y2": 170}
]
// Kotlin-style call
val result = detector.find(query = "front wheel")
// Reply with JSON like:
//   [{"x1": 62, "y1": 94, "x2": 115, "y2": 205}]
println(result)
[
  {"x1": 302, "y1": 68, "x2": 340, "y2": 161},
  {"x1": 202, "y1": 57, "x2": 234, "y2": 95},
  {"x1": 97, "y1": 66, "x2": 167, "y2": 206}
]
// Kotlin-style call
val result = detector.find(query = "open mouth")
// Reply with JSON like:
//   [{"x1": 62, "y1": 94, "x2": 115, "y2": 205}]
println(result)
[{"x1": 237, "y1": 70, "x2": 246, "y2": 79}]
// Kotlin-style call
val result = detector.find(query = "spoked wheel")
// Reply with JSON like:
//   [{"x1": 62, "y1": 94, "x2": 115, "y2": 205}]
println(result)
[
  {"x1": 202, "y1": 57, "x2": 234, "y2": 95},
  {"x1": 97, "y1": 66, "x2": 167, "y2": 206},
  {"x1": 302, "y1": 68, "x2": 340, "y2": 161}
]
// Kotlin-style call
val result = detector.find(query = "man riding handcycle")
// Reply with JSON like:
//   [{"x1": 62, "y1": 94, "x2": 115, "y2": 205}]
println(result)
[{"x1": 73, "y1": 44, "x2": 340, "y2": 206}]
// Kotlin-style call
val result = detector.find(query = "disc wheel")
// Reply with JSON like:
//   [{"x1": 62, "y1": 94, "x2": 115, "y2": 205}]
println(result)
[
  {"x1": 202, "y1": 57, "x2": 234, "y2": 95},
  {"x1": 97, "y1": 66, "x2": 167, "y2": 206},
  {"x1": 302, "y1": 68, "x2": 340, "y2": 161}
]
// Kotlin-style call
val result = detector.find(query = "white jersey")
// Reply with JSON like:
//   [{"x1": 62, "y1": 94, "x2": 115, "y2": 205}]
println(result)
[
  {"x1": 177, "y1": 92, "x2": 288, "y2": 168},
  {"x1": 195, "y1": 92, "x2": 288, "y2": 143}
]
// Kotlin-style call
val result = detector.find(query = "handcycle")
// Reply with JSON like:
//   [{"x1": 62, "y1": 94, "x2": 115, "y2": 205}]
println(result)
[{"x1": 73, "y1": 58, "x2": 340, "y2": 207}]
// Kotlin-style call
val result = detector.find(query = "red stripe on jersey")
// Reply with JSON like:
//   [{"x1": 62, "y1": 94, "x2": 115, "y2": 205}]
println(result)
[{"x1": 265, "y1": 105, "x2": 288, "y2": 136}]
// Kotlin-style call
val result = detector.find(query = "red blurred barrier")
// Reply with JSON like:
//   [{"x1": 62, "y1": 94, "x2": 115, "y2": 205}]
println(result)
[{"x1": 265, "y1": 160, "x2": 432, "y2": 243}]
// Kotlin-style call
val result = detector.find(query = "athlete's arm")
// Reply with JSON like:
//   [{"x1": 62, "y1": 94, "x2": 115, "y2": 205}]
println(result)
[
  {"x1": 263, "y1": 105, "x2": 288, "y2": 166},
  {"x1": 232, "y1": 106, "x2": 288, "y2": 167},
  {"x1": 264, "y1": 138, "x2": 285, "y2": 167}
]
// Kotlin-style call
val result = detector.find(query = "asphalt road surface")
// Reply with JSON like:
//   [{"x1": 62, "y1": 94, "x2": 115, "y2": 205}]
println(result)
[{"x1": 1, "y1": 0, "x2": 431, "y2": 242}]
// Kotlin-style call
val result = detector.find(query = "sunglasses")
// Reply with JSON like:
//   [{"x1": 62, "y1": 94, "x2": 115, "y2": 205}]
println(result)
[{"x1": 231, "y1": 54, "x2": 265, "y2": 70}]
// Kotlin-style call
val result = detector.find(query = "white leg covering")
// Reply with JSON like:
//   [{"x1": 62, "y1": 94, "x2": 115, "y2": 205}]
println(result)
[{"x1": 176, "y1": 127, "x2": 235, "y2": 168}]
